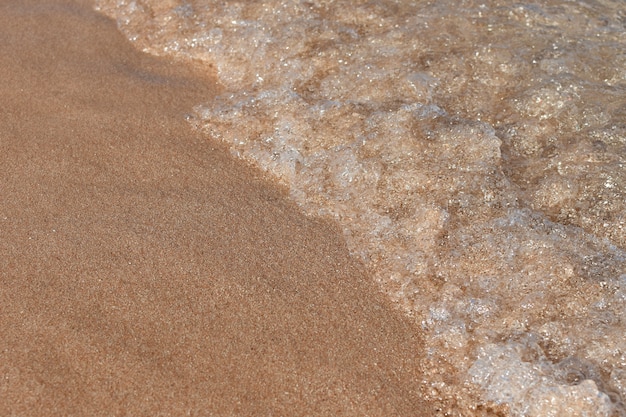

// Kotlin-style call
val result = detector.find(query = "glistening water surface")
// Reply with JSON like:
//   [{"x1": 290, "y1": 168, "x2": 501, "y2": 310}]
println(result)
[{"x1": 95, "y1": 0, "x2": 626, "y2": 415}]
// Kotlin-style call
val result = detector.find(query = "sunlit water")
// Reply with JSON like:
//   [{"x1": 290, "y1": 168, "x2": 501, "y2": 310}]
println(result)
[{"x1": 95, "y1": 0, "x2": 626, "y2": 415}]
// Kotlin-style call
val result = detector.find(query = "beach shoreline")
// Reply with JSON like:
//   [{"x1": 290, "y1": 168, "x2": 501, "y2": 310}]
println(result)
[
  {"x1": 88, "y1": 0, "x2": 626, "y2": 415},
  {"x1": 0, "y1": 1, "x2": 464, "y2": 415}
]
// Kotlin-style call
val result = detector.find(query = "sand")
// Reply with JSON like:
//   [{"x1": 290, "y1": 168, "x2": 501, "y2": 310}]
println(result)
[{"x1": 0, "y1": 0, "x2": 439, "y2": 415}]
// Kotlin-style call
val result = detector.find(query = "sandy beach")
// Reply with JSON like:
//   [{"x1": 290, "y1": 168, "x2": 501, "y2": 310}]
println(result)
[{"x1": 0, "y1": 0, "x2": 447, "y2": 415}]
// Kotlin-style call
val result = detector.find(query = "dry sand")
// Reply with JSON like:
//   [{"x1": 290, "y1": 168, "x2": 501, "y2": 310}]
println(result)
[{"x1": 0, "y1": 0, "x2": 439, "y2": 415}]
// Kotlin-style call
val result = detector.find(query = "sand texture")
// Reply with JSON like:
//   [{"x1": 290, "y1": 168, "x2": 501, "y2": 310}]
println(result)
[{"x1": 0, "y1": 1, "x2": 439, "y2": 415}]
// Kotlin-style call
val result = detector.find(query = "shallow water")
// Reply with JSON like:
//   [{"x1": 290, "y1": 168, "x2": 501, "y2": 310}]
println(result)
[{"x1": 94, "y1": 0, "x2": 626, "y2": 415}]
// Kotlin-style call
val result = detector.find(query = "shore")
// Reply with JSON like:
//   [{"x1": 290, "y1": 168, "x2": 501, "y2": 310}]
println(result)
[{"x1": 0, "y1": 0, "x2": 442, "y2": 415}]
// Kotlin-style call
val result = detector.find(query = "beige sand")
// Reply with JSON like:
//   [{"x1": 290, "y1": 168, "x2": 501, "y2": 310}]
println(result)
[{"x1": 0, "y1": 0, "x2": 445, "y2": 415}]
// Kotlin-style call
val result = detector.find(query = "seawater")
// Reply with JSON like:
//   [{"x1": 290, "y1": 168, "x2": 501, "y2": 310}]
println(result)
[{"x1": 94, "y1": 0, "x2": 626, "y2": 415}]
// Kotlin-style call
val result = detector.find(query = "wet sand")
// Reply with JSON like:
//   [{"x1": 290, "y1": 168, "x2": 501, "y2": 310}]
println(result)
[{"x1": 0, "y1": 0, "x2": 442, "y2": 415}]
